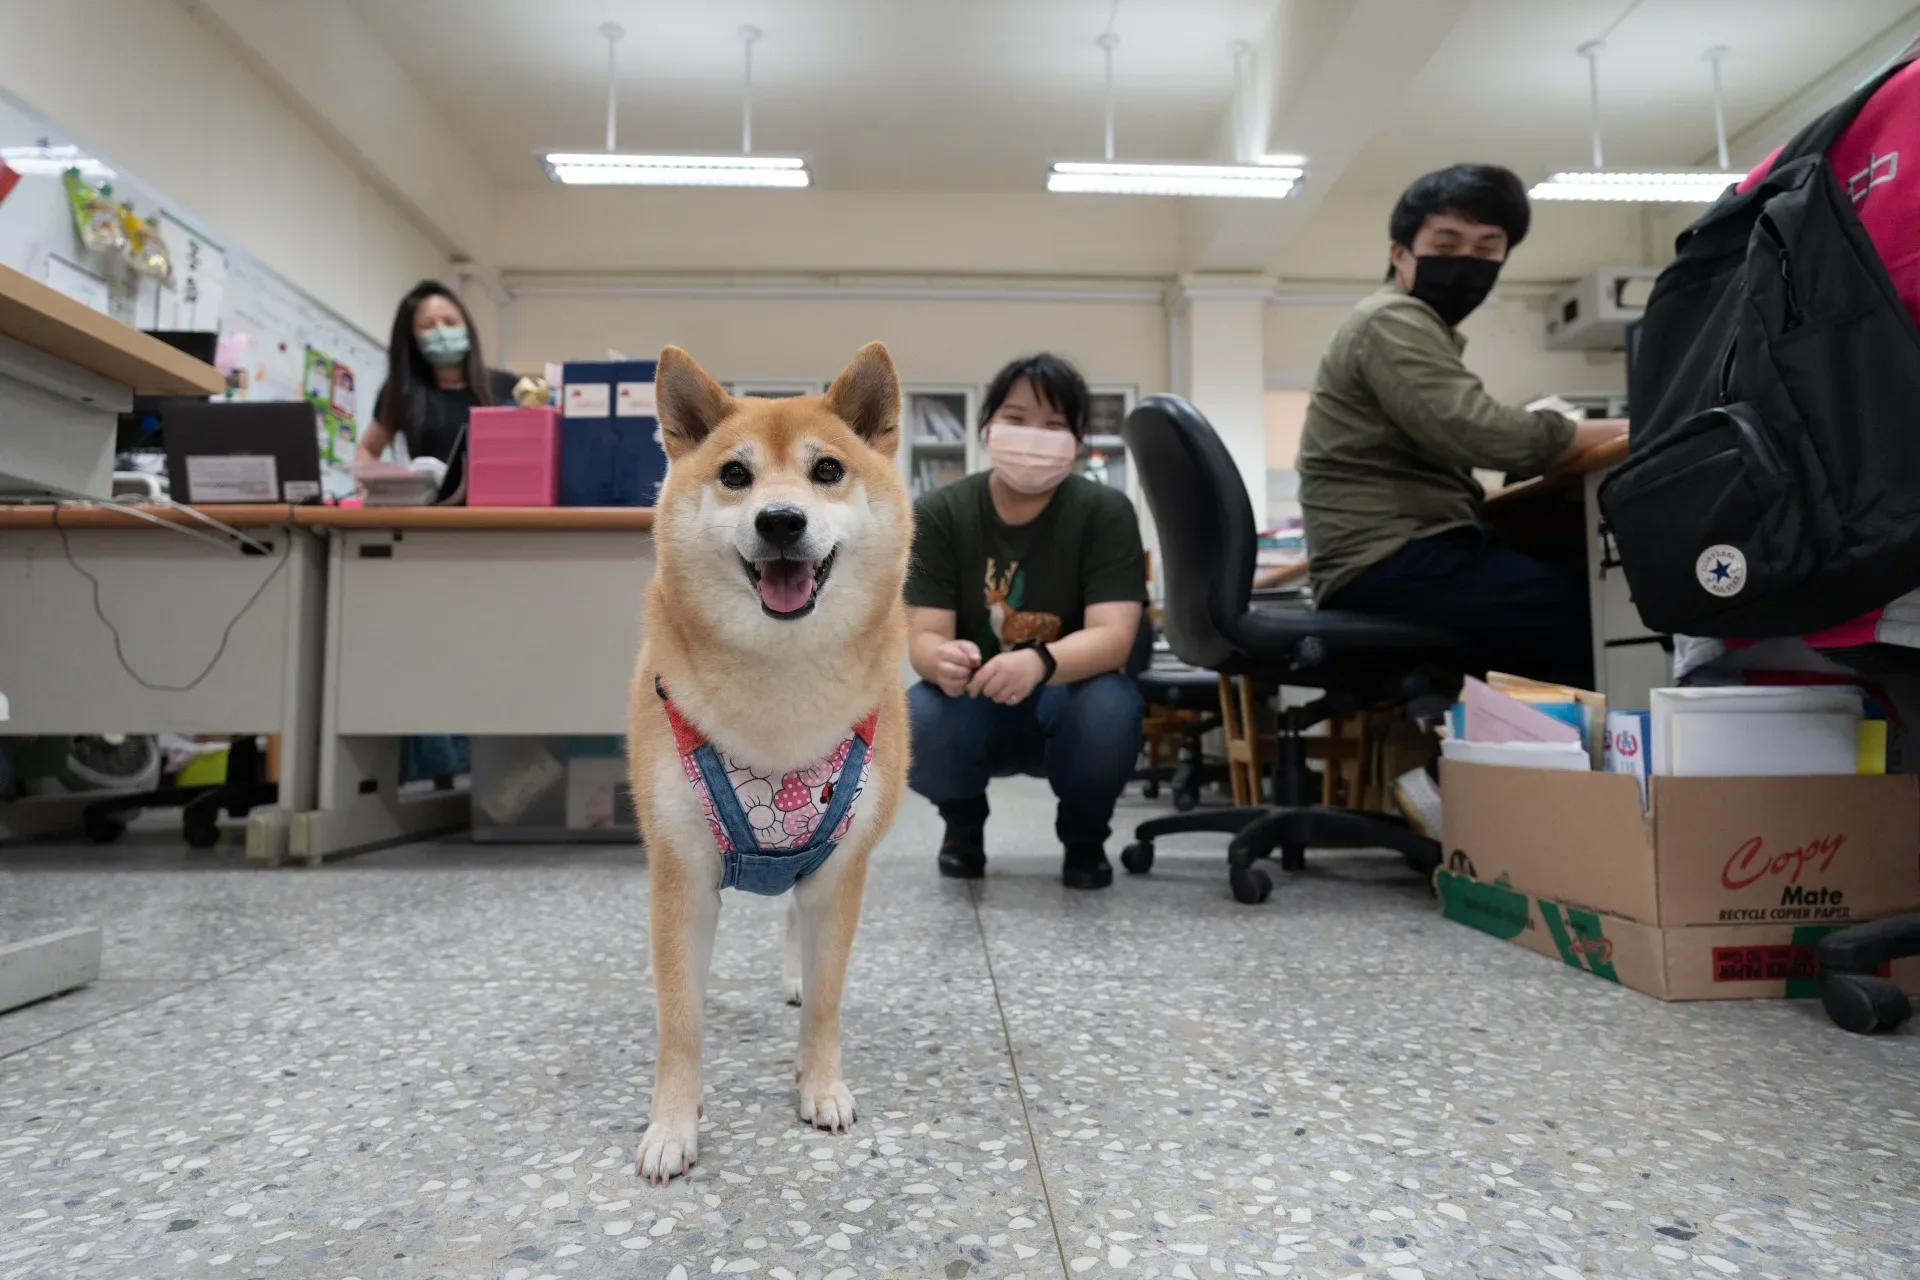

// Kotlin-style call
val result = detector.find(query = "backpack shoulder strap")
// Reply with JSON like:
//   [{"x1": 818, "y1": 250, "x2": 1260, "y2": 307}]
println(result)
[{"x1": 1772, "y1": 57, "x2": 1913, "y2": 168}]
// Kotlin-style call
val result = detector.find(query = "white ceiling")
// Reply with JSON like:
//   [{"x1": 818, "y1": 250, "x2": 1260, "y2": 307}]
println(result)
[
  {"x1": 353, "y1": 0, "x2": 1920, "y2": 197},
  {"x1": 1337, "y1": 0, "x2": 1920, "y2": 198},
  {"x1": 349, "y1": 0, "x2": 1283, "y2": 192}
]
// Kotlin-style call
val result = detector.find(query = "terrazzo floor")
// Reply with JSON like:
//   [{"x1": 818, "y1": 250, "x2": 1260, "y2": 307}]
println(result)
[{"x1": 2, "y1": 777, "x2": 1918, "y2": 1280}]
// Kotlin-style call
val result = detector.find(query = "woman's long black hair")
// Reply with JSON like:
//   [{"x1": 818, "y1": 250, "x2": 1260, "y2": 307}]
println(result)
[{"x1": 374, "y1": 280, "x2": 496, "y2": 448}]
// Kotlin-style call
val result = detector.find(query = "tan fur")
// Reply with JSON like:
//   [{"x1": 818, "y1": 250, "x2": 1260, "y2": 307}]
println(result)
[{"x1": 627, "y1": 341, "x2": 911, "y2": 1185}]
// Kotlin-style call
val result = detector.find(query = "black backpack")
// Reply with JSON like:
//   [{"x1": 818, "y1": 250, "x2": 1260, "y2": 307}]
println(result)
[{"x1": 1597, "y1": 58, "x2": 1920, "y2": 639}]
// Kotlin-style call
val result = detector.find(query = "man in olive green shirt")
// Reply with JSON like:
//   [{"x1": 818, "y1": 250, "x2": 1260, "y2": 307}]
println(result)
[{"x1": 1298, "y1": 163, "x2": 1626, "y2": 688}]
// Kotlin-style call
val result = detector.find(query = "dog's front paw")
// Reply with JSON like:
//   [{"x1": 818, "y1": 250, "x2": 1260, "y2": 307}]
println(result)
[
  {"x1": 784, "y1": 976, "x2": 804, "y2": 1007},
  {"x1": 637, "y1": 1111, "x2": 700, "y2": 1186},
  {"x1": 798, "y1": 1075, "x2": 857, "y2": 1133}
]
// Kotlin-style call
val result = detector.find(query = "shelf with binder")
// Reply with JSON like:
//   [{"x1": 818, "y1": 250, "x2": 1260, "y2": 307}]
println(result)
[{"x1": 902, "y1": 385, "x2": 977, "y2": 498}]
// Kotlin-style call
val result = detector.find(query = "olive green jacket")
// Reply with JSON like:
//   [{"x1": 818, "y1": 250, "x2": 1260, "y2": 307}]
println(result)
[{"x1": 1297, "y1": 286, "x2": 1576, "y2": 602}]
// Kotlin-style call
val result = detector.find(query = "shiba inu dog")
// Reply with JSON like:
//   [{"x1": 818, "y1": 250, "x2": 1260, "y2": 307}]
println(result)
[{"x1": 627, "y1": 342, "x2": 912, "y2": 1185}]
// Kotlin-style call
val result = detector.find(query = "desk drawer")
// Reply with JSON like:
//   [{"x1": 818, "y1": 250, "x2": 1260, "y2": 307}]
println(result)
[{"x1": 332, "y1": 529, "x2": 653, "y2": 736}]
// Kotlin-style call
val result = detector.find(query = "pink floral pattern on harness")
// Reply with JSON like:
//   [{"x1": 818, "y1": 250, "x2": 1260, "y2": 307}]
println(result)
[{"x1": 663, "y1": 697, "x2": 878, "y2": 854}]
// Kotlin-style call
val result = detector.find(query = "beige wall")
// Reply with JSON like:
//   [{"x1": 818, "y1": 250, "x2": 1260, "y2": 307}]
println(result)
[
  {"x1": 1265, "y1": 389, "x2": 1310, "y2": 470},
  {"x1": 1274, "y1": 193, "x2": 1656, "y2": 284},
  {"x1": 1265, "y1": 292, "x2": 1626, "y2": 401},
  {"x1": 499, "y1": 290, "x2": 1168, "y2": 393},
  {"x1": 494, "y1": 188, "x2": 1181, "y2": 278},
  {"x1": 0, "y1": 0, "x2": 446, "y2": 337}
]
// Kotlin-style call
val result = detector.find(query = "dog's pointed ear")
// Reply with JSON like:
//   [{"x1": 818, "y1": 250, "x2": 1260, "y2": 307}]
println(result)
[
  {"x1": 655, "y1": 347, "x2": 733, "y2": 460},
  {"x1": 823, "y1": 341, "x2": 901, "y2": 457}
]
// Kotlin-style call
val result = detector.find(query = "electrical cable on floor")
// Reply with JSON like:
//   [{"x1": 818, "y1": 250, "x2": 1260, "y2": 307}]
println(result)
[{"x1": 53, "y1": 507, "x2": 294, "y2": 694}]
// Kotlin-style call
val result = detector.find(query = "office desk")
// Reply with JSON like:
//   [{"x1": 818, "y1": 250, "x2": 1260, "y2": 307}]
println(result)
[
  {"x1": 1484, "y1": 435, "x2": 1668, "y2": 706},
  {"x1": 285, "y1": 507, "x2": 655, "y2": 864},
  {"x1": 0, "y1": 504, "x2": 325, "y2": 843}
]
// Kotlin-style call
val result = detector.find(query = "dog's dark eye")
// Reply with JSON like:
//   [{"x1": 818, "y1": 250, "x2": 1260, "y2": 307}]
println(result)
[
  {"x1": 718, "y1": 461, "x2": 752, "y2": 490},
  {"x1": 811, "y1": 457, "x2": 845, "y2": 485}
]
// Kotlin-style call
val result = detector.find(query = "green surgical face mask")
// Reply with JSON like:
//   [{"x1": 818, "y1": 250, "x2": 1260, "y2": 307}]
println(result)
[{"x1": 417, "y1": 324, "x2": 471, "y2": 367}]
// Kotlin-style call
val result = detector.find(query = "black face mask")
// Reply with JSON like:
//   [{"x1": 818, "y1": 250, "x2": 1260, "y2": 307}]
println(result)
[{"x1": 1406, "y1": 254, "x2": 1502, "y2": 326}]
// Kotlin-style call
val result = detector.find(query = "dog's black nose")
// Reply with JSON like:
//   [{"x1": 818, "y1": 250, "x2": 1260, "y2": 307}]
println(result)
[{"x1": 755, "y1": 505, "x2": 808, "y2": 549}]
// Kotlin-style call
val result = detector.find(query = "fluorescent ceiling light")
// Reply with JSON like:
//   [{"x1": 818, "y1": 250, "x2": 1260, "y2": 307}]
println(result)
[
  {"x1": 0, "y1": 144, "x2": 113, "y2": 180},
  {"x1": 540, "y1": 152, "x2": 810, "y2": 187},
  {"x1": 543, "y1": 26, "x2": 811, "y2": 189},
  {"x1": 1048, "y1": 160, "x2": 1303, "y2": 199},
  {"x1": 1529, "y1": 171, "x2": 1736, "y2": 203}
]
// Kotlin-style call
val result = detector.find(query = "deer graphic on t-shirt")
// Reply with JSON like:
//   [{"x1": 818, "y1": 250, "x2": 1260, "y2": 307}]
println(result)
[{"x1": 984, "y1": 558, "x2": 1063, "y2": 646}]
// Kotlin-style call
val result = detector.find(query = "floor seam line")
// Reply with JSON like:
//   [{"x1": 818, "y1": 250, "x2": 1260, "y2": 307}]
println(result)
[
  {"x1": 0, "y1": 944, "x2": 305, "y2": 1063},
  {"x1": 0, "y1": 886, "x2": 454, "y2": 1062},
  {"x1": 968, "y1": 881, "x2": 1073, "y2": 1280}
]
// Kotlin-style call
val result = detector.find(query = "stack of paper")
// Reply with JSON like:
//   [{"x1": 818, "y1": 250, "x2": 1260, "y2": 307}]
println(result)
[
  {"x1": 351, "y1": 459, "x2": 444, "y2": 507},
  {"x1": 1648, "y1": 686, "x2": 1864, "y2": 777},
  {"x1": 1438, "y1": 676, "x2": 1592, "y2": 771}
]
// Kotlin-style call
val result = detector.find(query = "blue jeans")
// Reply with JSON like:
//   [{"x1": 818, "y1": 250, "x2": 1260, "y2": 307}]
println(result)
[{"x1": 908, "y1": 672, "x2": 1145, "y2": 846}]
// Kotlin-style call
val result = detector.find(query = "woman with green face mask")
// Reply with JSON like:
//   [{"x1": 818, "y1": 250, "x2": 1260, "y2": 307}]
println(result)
[{"x1": 355, "y1": 279, "x2": 517, "y2": 491}]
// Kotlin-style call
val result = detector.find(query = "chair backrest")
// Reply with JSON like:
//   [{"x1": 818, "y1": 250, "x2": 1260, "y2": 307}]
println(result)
[{"x1": 1121, "y1": 395, "x2": 1257, "y2": 670}]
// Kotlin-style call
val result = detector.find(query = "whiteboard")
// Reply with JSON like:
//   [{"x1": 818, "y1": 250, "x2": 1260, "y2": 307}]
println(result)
[{"x1": 0, "y1": 85, "x2": 387, "y2": 497}]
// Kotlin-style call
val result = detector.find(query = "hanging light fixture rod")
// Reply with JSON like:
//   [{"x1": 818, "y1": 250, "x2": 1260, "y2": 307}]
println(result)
[
  {"x1": 740, "y1": 25, "x2": 762, "y2": 155},
  {"x1": 1230, "y1": 39, "x2": 1252, "y2": 163},
  {"x1": 1097, "y1": 31, "x2": 1119, "y2": 162},
  {"x1": 540, "y1": 20, "x2": 811, "y2": 187},
  {"x1": 1704, "y1": 45, "x2": 1731, "y2": 170},
  {"x1": 600, "y1": 22, "x2": 624, "y2": 152},
  {"x1": 1579, "y1": 39, "x2": 1605, "y2": 169}
]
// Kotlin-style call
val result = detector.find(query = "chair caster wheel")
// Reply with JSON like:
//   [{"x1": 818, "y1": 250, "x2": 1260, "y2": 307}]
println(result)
[
  {"x1": 1121, "y1": 842, "x2": 1154, "y2": 875},
  {"x1": 1822, "y1": 973, "x2": 1913, "y2": 1034},
  {"x1": 84, "y1": 812, "x2": 127, "y2": 843},
  {"x1": 1279, "y1": 842, "x2": 1306, "y2": 872},
  {"x1": 1141, "y1": 780, "x2": 1160, "y2": 800},
  {"x1": 1173, "y1": 788, "x2": 1198, "y2": 812},
  {"x1": 184, "y1": 820, "x2": 221, "y2": 850},
  {"x1": 1231, "y1": 865, "x2": 1272, "y2": 905}
]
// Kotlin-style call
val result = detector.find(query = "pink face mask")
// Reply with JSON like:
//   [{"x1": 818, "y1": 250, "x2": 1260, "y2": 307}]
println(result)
[{"x1": 987, "y1": 424, "x2": 1078, "y2": 495}]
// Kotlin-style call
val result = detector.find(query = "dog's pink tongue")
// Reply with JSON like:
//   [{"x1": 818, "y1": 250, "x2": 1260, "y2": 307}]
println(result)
[{"x1": 757, "y1": 559, "x2": 814, "y2": 613}]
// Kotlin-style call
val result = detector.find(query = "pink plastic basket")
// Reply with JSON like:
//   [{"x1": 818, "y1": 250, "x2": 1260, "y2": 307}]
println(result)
[{"x1": 467, "y1": 407, "x2": 560, "y2": 506}]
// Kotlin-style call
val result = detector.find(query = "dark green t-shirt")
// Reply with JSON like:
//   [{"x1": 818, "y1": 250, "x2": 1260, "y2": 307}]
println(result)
[{"x1": 905, "y1": 472, "x2": 1147, "y2": 658}]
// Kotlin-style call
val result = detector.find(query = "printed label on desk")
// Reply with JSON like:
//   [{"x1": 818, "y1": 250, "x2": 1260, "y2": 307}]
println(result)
[
  {"x1": 283, "y1": 480, "x2": 320, "y2": 503},
  {"x1": 616, "y1": 381, "x2": 657, "y2": 417},
  {"x1": 186, "y1": 454, "x2": 278, "y2": 502},
  {"x1": 565, "y1": 382, "x2": 611, "y2": 418}
]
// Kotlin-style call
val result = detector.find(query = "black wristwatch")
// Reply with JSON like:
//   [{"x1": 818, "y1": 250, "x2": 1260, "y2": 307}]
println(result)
[{"x1": 1008, "y1": 638, "x2": 1058, "y2": 685}]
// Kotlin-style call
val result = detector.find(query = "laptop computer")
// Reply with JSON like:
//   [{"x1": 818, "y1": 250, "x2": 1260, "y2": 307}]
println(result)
[{"x1": 164, "y1": 402, "x2": 324, "y2": 504}]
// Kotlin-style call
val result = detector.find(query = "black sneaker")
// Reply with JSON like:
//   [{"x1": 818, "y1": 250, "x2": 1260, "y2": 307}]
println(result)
[
  {"x1": 1062, "y1": 842, "x2": 1113, "y2": 890},
  {"x1": 937, "y1": 826, "x2": 986, "y2": 879}
]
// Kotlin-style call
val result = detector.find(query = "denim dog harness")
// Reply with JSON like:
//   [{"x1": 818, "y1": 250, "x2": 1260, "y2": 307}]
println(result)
[{"x1": 657, "y1": 678, "x2": 876, "y2": 895}]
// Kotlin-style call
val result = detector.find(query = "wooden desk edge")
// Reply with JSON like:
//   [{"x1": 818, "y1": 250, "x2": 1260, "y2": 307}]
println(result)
[
  {"x1": 1485, "y1": 434, "x2": 1630, "y2": 506},
  {"x1": 296, "y1": 507, "x2": 655, "y2": 531},
  {"x1": 0, "y1": 505, "x2": 656, "y2": 532},
  {"x1": 0, "y1": 503, "x2": 294, "y2": 529}
]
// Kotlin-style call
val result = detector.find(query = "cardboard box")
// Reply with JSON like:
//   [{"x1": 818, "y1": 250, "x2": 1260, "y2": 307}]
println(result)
[{"x1": 1439, "y1": 761, "x2": 1920, "y2": 999}]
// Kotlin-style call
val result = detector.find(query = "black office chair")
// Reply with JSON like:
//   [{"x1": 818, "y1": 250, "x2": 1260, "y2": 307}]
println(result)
[
  {"x1": 1119, "y1": 394, "x2": 1466, "y2": 903},
  {"x1": 1804, "y1": 643, "x2": 1920, "y2": 1033}
]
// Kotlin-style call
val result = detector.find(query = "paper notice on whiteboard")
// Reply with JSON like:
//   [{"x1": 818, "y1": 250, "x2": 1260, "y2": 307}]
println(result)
[
  {"x1": 43, "y1": 255, "x2": 110, "y2": 314},
  {"x1": 155, "y1": 213, "x2": 227, "y2": 332},
  {"x1": 186, "y1": 455, "x2": 277, "y2": 502}
]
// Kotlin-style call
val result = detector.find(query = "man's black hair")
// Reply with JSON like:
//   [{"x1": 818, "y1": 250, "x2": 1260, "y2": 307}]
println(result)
[
  {"x1": 979, "y1": 353, "x2": 1090, "y2": 439},
  {"x1": 1388, "y1": 163, "x2": 1532, "y2": 252}
]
